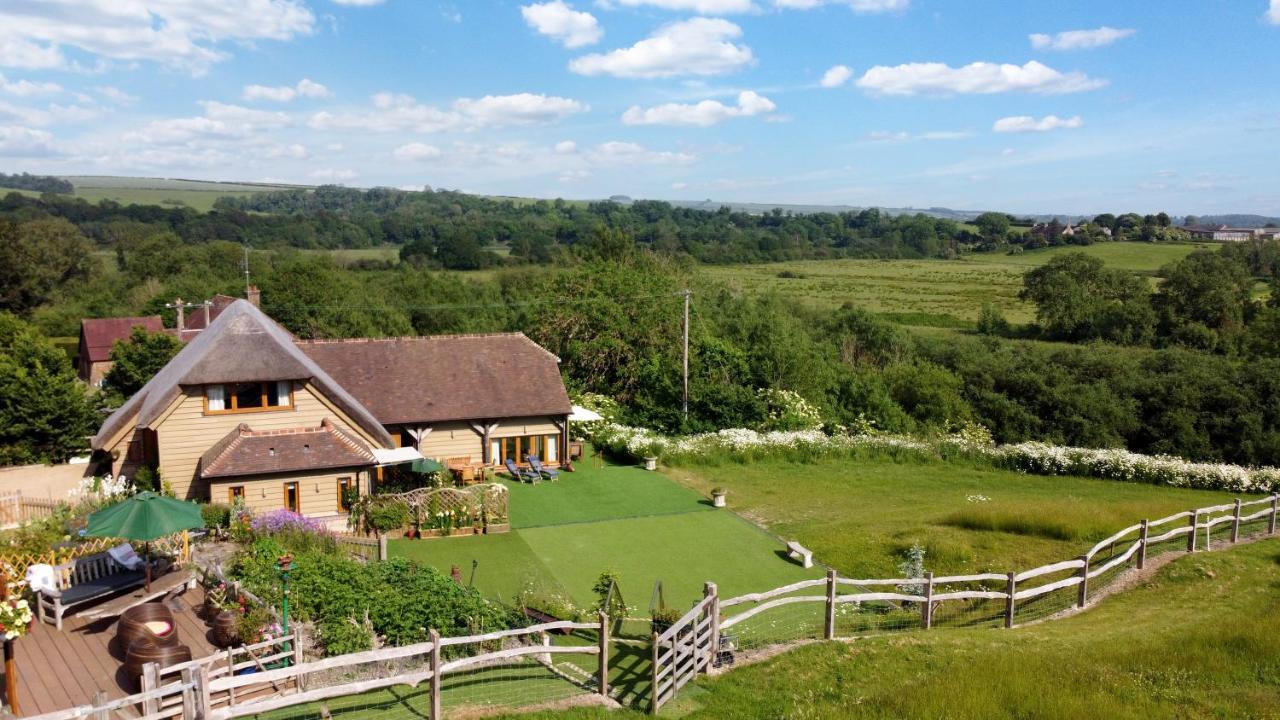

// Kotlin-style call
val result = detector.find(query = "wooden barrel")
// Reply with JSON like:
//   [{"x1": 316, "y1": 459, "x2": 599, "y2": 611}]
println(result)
[
  {"x1": 123, "y1": 638, "x2": 192, "y2": 680},
  {"x1": 117, "y1": 603, "x2": 179, "y2": 650},
  {"x1": 212, "y1": 610, "x2": 240, "y2": 648}
]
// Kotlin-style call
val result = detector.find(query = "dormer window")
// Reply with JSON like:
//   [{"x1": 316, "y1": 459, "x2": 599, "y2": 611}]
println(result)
[{"x1": 205, "y1": 381, "x2": 294, "y2": 414}]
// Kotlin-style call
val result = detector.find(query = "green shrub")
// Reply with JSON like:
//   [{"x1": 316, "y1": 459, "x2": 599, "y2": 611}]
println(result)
[
  {"x1": 318, "y1": 616, "x2": 375, "y2": 655},
  {"x1": 201, "y1": 503, "x2": 232, "y2": 530},
  {"x1": 133, "y1": 466, "x2": 160, "y2": 493},
  {"x1": 366, "y1": 501, "x2": 410, "y2": 535}
]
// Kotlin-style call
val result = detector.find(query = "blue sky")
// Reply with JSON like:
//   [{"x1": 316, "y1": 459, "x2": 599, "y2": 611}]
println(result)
[{"x1": 1, "y1": 0, "x2": 1278, "y2": 215}]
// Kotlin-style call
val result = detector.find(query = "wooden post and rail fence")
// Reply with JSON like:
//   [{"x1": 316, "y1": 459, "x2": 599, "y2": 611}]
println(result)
[
  {"x1": 647, "y1": 492, "x2": 1280, "y2": 713},
  {"x1": 25, "y1": 615, "x2": 612, "y2": 720},
  {"x1": 21, "y1": 493, "x2": 1279, "y2": 720}
]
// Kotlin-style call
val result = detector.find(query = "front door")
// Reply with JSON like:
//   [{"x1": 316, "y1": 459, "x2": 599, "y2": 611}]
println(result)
[{"x1": 283, "y1": 482, "x2": 299, "y2": 513}]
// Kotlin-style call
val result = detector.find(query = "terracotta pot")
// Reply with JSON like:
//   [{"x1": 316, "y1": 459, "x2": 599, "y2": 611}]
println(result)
[
  {"x1": 212, "y1": 610, "x2": 240, "y2": 648},
  {"x1": 117, "y1": 603, "x2": 178, "y2": 651},
  {"x1": 124, "y1": 638, "x2": 192, "y2": 682}
]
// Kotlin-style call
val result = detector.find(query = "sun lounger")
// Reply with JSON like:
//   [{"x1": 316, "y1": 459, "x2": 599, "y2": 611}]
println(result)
[{"x1": 527, "y1": 454, "x2": 559, "y2": 481}]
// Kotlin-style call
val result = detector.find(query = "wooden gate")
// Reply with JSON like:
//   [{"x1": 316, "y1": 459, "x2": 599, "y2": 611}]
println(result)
[{"x1": 650, "y1": 583, "x2": 719, "y2": 714}]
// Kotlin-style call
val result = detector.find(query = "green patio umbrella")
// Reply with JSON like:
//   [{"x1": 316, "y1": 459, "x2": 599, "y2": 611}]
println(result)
[
  {"x1": 85, "y1": 491, "x2": 204, "y2": 592},
  {"x1": 411, "y1": 458, "x2": 445, "y2": 474}
]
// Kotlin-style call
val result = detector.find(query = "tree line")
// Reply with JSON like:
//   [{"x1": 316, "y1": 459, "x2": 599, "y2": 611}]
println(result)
[{"x1": 0, "y1": 173, "x2": 73, "y2": 194}]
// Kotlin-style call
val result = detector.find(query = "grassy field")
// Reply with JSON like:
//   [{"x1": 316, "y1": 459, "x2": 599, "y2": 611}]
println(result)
[
  {"x1": 501, "y1": 538, "x2": 1280, "y2": 719},
  {"x1": 701, "y1": 242, "x2": 1206, "y2": 325},
  {"x1": 61, "y1": 176, "x2": 301, "y2": 211},
  {"x1": 389, "y1": 455, "x2": 822, "y2": 611},
  {"x1": 665, "y1": 457, "x2": 1241, "y2": 578}
]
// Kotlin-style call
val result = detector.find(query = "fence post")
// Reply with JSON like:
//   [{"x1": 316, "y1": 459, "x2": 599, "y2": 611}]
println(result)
[
  {"x1": 378, "y1": 535, "x2": 388, "y2": 561},
  {"x1": 92, "y1": 690, "x2": 108, "y2": 720},
  {"x1": 1187, "y1": 510, "x2": 1197, "y2": 553},
  {"x1": 1004, "y1": 572, "x2": 1016, "y2": 629},
  {"x1": 292, "y1": 626, "x2": 305, "y2": 689},
  {"x1": 598, "y1": 611, "x2": 610, "y2": 698},
  {"x1": 705, "y1": 581, "x2": 720, "y2": 665},
  {"x1": 824, "y1": 570, "x2": 837, "y2": 640},
  {"x1": 180, "y1": 667, "x2": 196, "y2": 720},
  {"x1": 141, "y1": 662, "x2": 160, "y2": 715},
  {"x1": 1271, "y1": 494, "x2": 1279, "y2": 535},
  {"x1": 226, "y1": 648, "x2": 237, "y2": 706},
  {"x1": 1076, "y1": 555, "x2": 1089, "y2": 609},
  {"x1": 1231, "y1": 499, "x2": 1242, "y2": 543},
  {"x1": 649, "y1": 631, "x2": 660, "y2": 716},
  {"x1": 1137, "y1": 520, "x2": 1149, "y2": 570},
  {"x1": 428, "y1": 628, "x2": 441, "y2": 720},
  {"x1": 196, "y1": 664, "x2": 212, "y2": 720},
  {"x1": 921, "y1": 572, "x2": 934, "y2": 630}
]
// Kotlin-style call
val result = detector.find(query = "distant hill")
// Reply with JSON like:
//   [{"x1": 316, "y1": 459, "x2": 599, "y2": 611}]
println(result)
[{"x1": 1188, "y1": 214, "x2": 1280, "y2": 228}]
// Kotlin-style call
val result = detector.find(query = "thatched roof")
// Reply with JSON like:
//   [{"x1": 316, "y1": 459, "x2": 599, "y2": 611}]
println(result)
[{"x1": 92, "y1": 300, "x2": 393, "y2": 450}]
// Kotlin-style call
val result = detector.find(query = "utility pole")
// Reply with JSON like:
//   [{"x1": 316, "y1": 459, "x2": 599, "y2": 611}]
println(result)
[
  {"x1": 242, "y1": 243, "x2": 251, "y2": 295},
  {"x1": 682, "y1": 289, "x2": 691, "y2": 420}
]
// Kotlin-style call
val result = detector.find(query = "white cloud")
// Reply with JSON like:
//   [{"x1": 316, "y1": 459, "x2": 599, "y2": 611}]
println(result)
[
  {"x1": 243, "y1": 79, "x2": 331, "y2": 102},
  {"x1": 0, "y1": 74, "x2": 61, "y2": 97},
  {"x1": 128, "y1": 101, "x2": 289, "y2": 144},
  {"x1": 0, "y1": 100, "x2": 98, "y2": 126},
  {"x1": 331, "y1": 0, "x2": 384, "y2": 5},
  {"x1": 774, "y1": 0, "x2": 908, "y2": 12},
  {"x1": 310, "y1": 92, "x2": 585, "y2": 133},
  {"x1": 310, "y1": 168, "x2": 358, "y2": 182},
  {"x1": 819, "y1": 64, "x2": 853, "y2": 88},
  {"x1": 867, "y1": 129, "x2": 970, "y2": 142},
  {"x1": 612, "y1": 0, "x2": 755, "y2": 11},
  {"x1": 393, "y1": 142, "x2": 442, "y2": 161},
  {"x1": 1029, "y1": 27, "x2": 1135, "y2": 51},
  {"x1": 521, "y1": 2, "x2": 602, "y2": 48},
  {"x1": 95, "y1": 86, "x2": 138, "y2": 105},
  {"x1": 992, "y1": 114, "x2": 1084, "y2": 133},
  {"x1": 453, "y1": 93, "x2": 588, "y2": 127},
  {"x1": 671, "y1": 181, "x2": 688, "y2": 190},
  {"x1": 555, "y1": 140, "x2": 578, "y2": 154},
  {"x1": 588, "y1": 141, "x2": 696, "y2": 166},
  {"x1": 622, "y1": 90, "x2": 775, "y2": 126},
  {"x1": 0, "y1": 125, "x2": 59, "y2": 157},
  {"x1": 1268, "y1": 0, "x2": 1280, "y2": 24},
  {"x1": 569, "y1": 18, "x2": 752, "y2": 78},
  {"x1": 267, "y1": 143, "x2": 310, "y2": 159},
  {"x1": 856, "y1": 60, "x2": 1106, "y2": 95},
  {"x1": 0, "y1": 1, "x2": 316, "y2": 74}
]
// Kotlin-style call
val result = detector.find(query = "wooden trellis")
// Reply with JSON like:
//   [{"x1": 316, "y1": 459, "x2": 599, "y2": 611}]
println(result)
[{"x1": 381, "y1": 483, "x2": 509, "y2": 526}]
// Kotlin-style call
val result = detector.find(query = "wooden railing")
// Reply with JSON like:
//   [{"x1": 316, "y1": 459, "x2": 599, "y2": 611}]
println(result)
[
  {"x1": 647, "y1": 493, "x2": 1280, "y2": 712},
  {"x1": 333, "y1": 533, "x2": 386, "y2": 562},
  {"x1": 39, "y1": 616, "x2": 610, "y2": 720},
  {"x1": 650, "y1": 585, "x2": 717, "y2": 714}
]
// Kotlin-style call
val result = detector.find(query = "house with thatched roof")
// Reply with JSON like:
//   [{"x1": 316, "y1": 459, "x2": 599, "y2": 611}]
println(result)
[{"x1": 91, "y1": 299, "x2": 571, "y2": 521}]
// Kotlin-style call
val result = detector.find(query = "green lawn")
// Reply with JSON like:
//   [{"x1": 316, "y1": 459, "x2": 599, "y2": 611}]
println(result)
[
  {"x1": 390, "y1": 456, "x2": 821, "y2": 613},
  {"x1": 497, "y1": 538, "x2": 1280, "y2": 719},
  {"x1": 665, "y1": 457, "x2": 1241, "y2": 579},
  {"x1": 700, "y1": 242, "x2": 1205, "y2": 326}
]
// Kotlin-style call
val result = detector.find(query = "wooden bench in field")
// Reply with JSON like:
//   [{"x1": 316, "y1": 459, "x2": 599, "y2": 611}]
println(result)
[{"x1": 785, "y1": 541, "x2": 813, "y2": 568}]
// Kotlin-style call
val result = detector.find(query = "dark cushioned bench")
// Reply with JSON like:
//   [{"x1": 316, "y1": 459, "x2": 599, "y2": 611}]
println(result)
[{"x1": 37, "y1": 552, "x2": 149, "y2": 630}]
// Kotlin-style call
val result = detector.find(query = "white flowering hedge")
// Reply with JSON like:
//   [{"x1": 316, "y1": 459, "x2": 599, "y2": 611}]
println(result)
[{"x1": 586, "y1": 423, "x2": 1280, "y2": 494}]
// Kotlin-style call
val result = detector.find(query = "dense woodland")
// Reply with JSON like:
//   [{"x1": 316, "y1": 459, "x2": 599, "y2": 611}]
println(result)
[{"x1": 0, "y1": 183, "x2": 1278, "y2": 469}]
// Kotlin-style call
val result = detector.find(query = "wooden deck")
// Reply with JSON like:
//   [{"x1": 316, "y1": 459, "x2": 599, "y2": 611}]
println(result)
[{"x1": 8, "y1": 584, "x2": 219, "y2": 717}]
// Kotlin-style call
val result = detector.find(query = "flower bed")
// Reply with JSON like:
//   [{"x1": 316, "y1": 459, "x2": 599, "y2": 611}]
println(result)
[{"x1": 586, "y1": 423, "x2": 1280, "y2": 494}]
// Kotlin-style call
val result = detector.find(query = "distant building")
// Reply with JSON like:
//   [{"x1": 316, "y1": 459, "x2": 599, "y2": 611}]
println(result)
[
  {"x1": 77, "y1": 316, "x2": 165, "y2": 386},
  {"x1": 1184, "y1": 225, "x2": 1258, "y2": 242}
]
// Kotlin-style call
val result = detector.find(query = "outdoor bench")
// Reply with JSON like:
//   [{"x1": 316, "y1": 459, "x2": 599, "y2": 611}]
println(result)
[{"x1": 36, "y1": 551, "x2": 151, "y2": 630}]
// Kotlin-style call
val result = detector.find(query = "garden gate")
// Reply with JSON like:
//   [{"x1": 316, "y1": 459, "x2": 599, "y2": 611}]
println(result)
[{"x1": 650, "y1": 582, "x2": 719, "y2": 714}]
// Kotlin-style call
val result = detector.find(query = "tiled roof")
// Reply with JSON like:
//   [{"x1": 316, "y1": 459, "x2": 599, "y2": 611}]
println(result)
[
  {"x1": 200, "y1": 418, "x2": 375, "y2": 479},
  {"x1": 297, "y1": 333, "x2": 572, "y2": 424},
  {"x1": 79, "y1": 317, "x2": 165, "y2": 364}
]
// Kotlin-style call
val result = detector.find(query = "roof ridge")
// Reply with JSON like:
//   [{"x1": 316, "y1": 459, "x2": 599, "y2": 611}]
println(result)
[{"x1": 295, "y1": 332, "x2": 528, "y2": 345}]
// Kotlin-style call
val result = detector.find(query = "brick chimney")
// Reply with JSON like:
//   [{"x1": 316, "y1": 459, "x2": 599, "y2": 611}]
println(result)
[
  {"x1": 174, "y1": 298, "x2": 185, "y2": 332},
  {"x1": 198, "y1": 301, "x2": 210, "y2": 328},
  {"x1": 247, "y1": 285, "x2": 261, "y2": 308}
]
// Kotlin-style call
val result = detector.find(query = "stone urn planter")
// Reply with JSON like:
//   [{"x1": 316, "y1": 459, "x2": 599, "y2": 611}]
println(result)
[
  {"x1": 642, "y1": 457, "x2": 658, "y2": 471},
  {"x1": 212, "y1": 610, "x2": 240, "y2": 648},
  {"x1": 711, "y1": 488, "x2": 727, "y2": 508}
]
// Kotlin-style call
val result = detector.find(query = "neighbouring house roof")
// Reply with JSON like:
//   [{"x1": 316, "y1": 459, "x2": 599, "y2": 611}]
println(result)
[
  {"x1": 79, "y1": 316, "x2": 166, "y2": 364},
  {"x1": 297, "y1": 333, "x2": 572, "y2": 425},
  {"x1": 92, "y1": 300, "x2": 394, "y2": 450},
  {"x1": 200, "y1": 418, "x2": 376, "y2": 479},
  {"x1": 176, "y1": 294, "x2": 239, "y2": 342}
]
